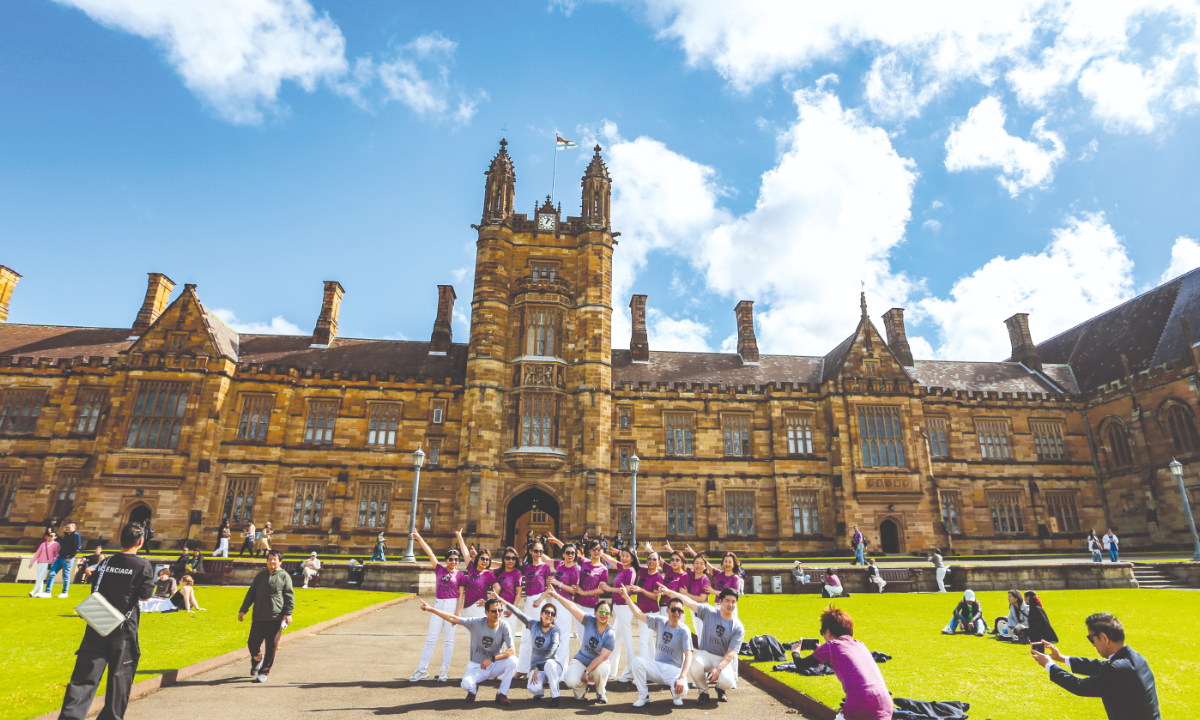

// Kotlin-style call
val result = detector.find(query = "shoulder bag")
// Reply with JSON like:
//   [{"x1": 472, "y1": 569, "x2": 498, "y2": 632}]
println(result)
[{"x1": 74, "y1": 559, "x2": 134, "y2": 637}]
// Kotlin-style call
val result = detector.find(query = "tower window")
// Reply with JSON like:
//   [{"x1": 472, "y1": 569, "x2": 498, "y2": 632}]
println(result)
[
  {"x1": 75, "y1": 388, "x2": 107, "y2": 435},
  {"x1": 125, "y1": 381, "x2": 188, "y2": 449},
  {"x1": 926, "y1": 417, "x2": 949, "y2": 458},
  {"x1": 524, "y1": 308, "x2": 561, "y2": 357},
  {"x1": 1103, "y1": 421, "x2": 1132, "y2": 468},
  {"x1": 1165, "y1": 404, "x2": 1200, "y2": 455},
  {"x1": 530, "y1": 263, "x2": 557, "y2": 280},
  {"x1": 786, "y1": 414, "x2": 814, "y2": 455},
  {"x1": 517, "y1": 393, "x2": 558, "y2": 448}
]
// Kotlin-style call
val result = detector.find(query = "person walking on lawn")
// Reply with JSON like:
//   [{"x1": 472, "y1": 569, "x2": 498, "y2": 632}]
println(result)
[
  {"x1": 1103, "y1": 528, "x2": 1120, "y2": 562},
  {"x1": 851, "y1": 525, "x2": 865, "y2": 565},
  {"x1": 29, "y1": 530, "x2": 58, "y2": 597},
  {"x1": 419, "y1": 596, "x2": 517, "y2": 705},
  {"x1": 371, "y1": 531, "x2": 388, "y2": 561},
  {"x1": 1031, "y1": 612, "x2": 1159, "y2": 720},
  {"x1": 238, "y1": 549, "x2": 295, "y2": 684},
  {"x1": 626, "y1": 594, "x2": 694, "y2": 707},
  {"x1": 58, "y1": 522, "x2": 155, "y2": 720},
  {"x1": 927, "y1": 548, "x2": 949, "y2": 592},
  {"x1": 214, "y1": 519, "x2": 231, "y2": 558},
  {"x1": 237, "y1": 521, "x2": 255, "y2": 558},
  {"x1": 654, "y1": 585, "x2": 744, "y2": 705},
  {"x1": 44, "y1": 521, "x2": 82, "y2": 598}
]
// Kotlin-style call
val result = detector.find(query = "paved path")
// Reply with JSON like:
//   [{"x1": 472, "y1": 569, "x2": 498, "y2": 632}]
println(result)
[{"x1": 126, "y1": 599, "x2": 813, "y2": 719}]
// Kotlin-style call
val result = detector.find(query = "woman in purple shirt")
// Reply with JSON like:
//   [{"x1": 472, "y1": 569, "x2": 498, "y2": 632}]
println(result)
[
  {"x1": 683, "y1": 553, "x2": 713, "y2": 637},
  {"x1": 517, "y1": 540, "x2": 555, "y2": 674},
  {"x1": 494, "y1": 546, "x2": 524, "y2": 638},
  {"x1": 573, "y1": 541, "x2": 611, "y2": 658},
  {"x1": 599, "y1": 547, "x2": 640, "y2": 681},
  {"x1": 659, "y1": 550, "x2": 689, "y2": 617},
  {"x1": 794, "y1": 606, "x2": 891, "y2": 720},
  {"x1": 408, "y1": 532, "x2": 464, "y2": 682},
  {"x1": 546, "y1": 535, "x2": 581, "y2": 671},
  {"x1": 460, "y1": 550, "x2": 497, "y2": 619},
  {"x1": 628, "y1": 549, "x2": 665, "y2": 661}
]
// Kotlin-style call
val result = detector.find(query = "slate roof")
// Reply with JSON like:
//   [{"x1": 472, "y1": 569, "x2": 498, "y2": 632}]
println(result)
[
  {"x1": 238, "y1": 335, "x2": 468, "y2": 381},
  {"x1": 611, "y1": 350, "x2": 823, "y2": 387},
  {"x1": 910, "y1": 361, "x2": 1077, "y2": 394},
  {"x1": 0, "y1": 325, "x2": 133, "y2": 360},
  {"x1": 1032, "y1": 266, "x2": 1200, "y2": 393}
]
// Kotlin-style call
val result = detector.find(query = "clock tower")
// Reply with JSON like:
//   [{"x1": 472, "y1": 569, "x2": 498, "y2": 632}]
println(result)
[{"x1": 459, "y1": 141, "x2": 616, "y2": 545}]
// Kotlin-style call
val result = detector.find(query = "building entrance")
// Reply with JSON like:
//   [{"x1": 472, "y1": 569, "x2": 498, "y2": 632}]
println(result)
[
  {"x1": 505, "y1": 487, "x2": 559, "y2": 556},
  {"x1": 880, "y1": 519, "x2": 901, "y2": 554}
]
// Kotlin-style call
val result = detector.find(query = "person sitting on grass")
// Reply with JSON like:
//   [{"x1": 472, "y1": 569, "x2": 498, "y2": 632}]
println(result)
[
  {"x1": 139, "y1": 568, "x2": 179, "y2": 613},
  {"x1": 866, "y1": 558, "x2": 886, "y2": 593},
  {"x1": 793, "y1": 606, "x2": 892, "y2": 720},
  {"x1": 941, "y1": 589, "x2": 986, "y2": 636},
  {"x1": 1022, "y1": 590, "x2": 1059, "y2": 644},
  {"x1": 170, "y1": 574, "x2": 206, "y2": 612},
  {"x1": 822, "y1": 568, "x2": 848, "y2": 598},
  {"x1": 995, "y1": 589, "x2": 1028, "y2": 639}
]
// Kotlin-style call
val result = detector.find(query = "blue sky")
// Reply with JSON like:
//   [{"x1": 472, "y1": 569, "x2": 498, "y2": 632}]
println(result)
[{"x1": 4, "y1": 1, "x2": 1200, "y2": 362}]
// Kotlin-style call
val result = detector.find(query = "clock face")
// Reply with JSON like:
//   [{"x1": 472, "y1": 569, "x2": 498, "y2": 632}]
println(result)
[{"x1": 537, "y1": 213, "x2": 555, "y2": 230}]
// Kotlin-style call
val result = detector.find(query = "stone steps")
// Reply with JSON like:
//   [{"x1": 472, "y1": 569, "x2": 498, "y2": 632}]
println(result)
[{"x1": 1132, "y1": 564, "x2": 1187, "y2": 589}]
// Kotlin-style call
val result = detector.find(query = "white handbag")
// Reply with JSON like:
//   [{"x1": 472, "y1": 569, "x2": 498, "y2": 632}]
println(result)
[{"x1": 74, "y1": 559, "x2": 132, "y2": 637}]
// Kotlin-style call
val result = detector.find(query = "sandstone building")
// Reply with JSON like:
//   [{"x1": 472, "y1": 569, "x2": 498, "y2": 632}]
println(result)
[{"x1": 2, "y1": 142, "x2": 1199, "y2": 556}]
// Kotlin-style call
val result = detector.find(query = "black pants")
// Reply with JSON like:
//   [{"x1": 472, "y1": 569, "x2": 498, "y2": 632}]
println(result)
[
  {"x1": 60, "y1": 634, "x2": 140, "y2": 720},
  {"x1": 238, "y1": 539, "x2": 255, "y2": 557},
  {"x1": 248, "y1": 617, "x2": 285, "y2": 675}
]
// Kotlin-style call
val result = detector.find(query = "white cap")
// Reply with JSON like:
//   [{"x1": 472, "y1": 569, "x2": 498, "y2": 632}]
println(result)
[
  {"x1": 311, "y1": 551, "x2": 318, "y2": 556},
  {"x1": 963, "y1": 589, "x2": 975, "y2": 601}
]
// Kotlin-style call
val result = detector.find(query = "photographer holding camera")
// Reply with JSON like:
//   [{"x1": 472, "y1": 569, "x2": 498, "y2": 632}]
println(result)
[{"x1": 1030, "y1": 613, "x2": 1159, "y2": 720}]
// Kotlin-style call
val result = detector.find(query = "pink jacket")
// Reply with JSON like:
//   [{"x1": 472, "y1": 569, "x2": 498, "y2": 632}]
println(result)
[{"x1": 32, "y1": 541, "x2": 59, "y2": 565}]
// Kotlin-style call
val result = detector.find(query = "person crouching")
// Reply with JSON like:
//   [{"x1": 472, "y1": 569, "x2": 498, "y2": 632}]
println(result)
[
  {"x1": 418, "y1": 596, "x2": 517, "y2": 705},
  {"x1": 493, "y1": 591, "x2": 563, "y2": 706},
  {"x1": 942, "y1": 590, "x2": 986, "y2": 636},
  {"x1": 627, "y1": 595, "x2": 694, "y2": 707}
]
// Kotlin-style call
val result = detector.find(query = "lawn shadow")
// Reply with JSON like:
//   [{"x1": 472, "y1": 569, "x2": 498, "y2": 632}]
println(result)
[
  {"x1": 165, "y1": 676, "x2": 252, "y2": 687},
  {"x1": 292, "y1": 680, "x2": 410, "y2": 690}
]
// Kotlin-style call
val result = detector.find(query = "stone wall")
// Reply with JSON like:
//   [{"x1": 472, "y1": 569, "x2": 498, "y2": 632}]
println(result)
[
  {"x1": 1150, "y1": 561, "x2": 1200, "y2": 588},
  {"x1": 742, "y1": 562, "x2": 1138, "y2": 594}
]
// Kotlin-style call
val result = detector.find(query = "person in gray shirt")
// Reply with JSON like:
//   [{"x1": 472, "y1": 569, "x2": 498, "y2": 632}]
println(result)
[
  {"x1": 493, "y1": 591, "x2": 564, "y2": 706},
  {"x1": 928, "y1": 548, "x2": 948, "y2": 592},
  {"x1": 418, "y1": 597, "x2": 517, "y2": 705},
  {"x1": 621, "y1": 588, "x2": 694, "y2": 707},
  {"x1": 545, "y1": 587, "x2": 616, "y2": 703},
  {"x1": 660, "y1": 585, "x2": 745, "y2": 703}
]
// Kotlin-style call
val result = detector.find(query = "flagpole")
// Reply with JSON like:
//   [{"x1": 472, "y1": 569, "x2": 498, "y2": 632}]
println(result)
[{"x1": 551, "y1": 142, "x2": 558, "y2": 203}]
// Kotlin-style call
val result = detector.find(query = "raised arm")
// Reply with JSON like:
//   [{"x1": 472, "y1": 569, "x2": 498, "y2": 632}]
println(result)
[
  {"x1": 455, "y1": 528, "x2": 472, "y2": 560},
  {"x1": 658, "y1": 585, "x2": 701, "y2": 613},
  {"x1": 411, "y1": 532, "x2": 438, "y2": 571},
  {"x1": 545, "y1": 586, "x2": 585, "y2": 623},
  {"x1": 418, "y1": 598, "x2": 461, "y2": 626},
  {"x1": 491, "y1": 591, "x2": 531, "y2": 626},
  {"x1": 619, "y1": 586, "x2": 650, "y2": 624},
  {"x1": 683, "y1": 544, "x2": 699, "y2": 558},
  {"x1": 545, "y1": 532, "x2": 564, "y2": 548}
]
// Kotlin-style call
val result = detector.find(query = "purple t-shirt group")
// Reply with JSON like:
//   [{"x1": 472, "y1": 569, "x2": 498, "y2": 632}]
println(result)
[
  {"x1": 462, "y1": 568, "x2": 496, "y2": 606},
  {"x1": 435, "y1": 563, "x2": 464, "y2": 600},
  {"x1": 576, "y1": 562, "x2": 609, "y2": 609},
  {"x1": 523, "y1": 562, "x2": 554, "y2": 596},
  {"x1": 554, "y1": 561, "x2": 581, "y2": 601},
  {"x1": 495, "y1": 568, "x2": 522, "y2": 603}
]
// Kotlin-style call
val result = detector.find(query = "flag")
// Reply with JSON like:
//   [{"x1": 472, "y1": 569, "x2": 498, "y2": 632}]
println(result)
[{"x1": 556, "y1": 135, "x2": 578, "y2": 149}]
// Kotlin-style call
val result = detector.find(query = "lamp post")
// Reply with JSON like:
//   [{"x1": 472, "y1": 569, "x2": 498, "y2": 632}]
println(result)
[
  {"x1": 400, "y1": 447, "x2": 426, "y2": 563},
  {"x1": 629, "y1": 454, "x2": 640, "y2": 551},
  {"x1": 1168, "y1": 458, "x2": 1200, "y2": 561}
]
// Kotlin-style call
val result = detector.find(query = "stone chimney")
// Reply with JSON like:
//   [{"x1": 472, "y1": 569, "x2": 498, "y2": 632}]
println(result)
[
  {"x1": 131, "y1": 273, "x2": 176, "y2": 336},
  {"x1": 430, "y1": 285, "x2": 456, "y2": 355},
  {"x1": 629, "y1": 295, "x2": 649, "y2": 363},
  {"x1": 882, "y1": 308, "x2": 914, "y2": 367},
  {"x1": 735, "y1": 300, "x2": 760, "y2": 364},
  {"x1": 1005, "y1": 312, "x2": 1042, "y2": 372},
  {"x1": 311, "y1": 281, "x2": 345, "y2": 347},
  {"x1": 0, "y1": 266, "x2": 20, "y2": 322}
]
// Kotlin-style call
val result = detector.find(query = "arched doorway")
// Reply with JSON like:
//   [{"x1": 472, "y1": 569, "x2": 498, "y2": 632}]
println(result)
[
  {"x1": 505, "y1": 487, "x2": 560, "y2": 556},
  {"x1": 879, "y1": 519, "x2": 901, "y2": 554},
  {"x1": 128, "y1": 503, "x2": 152, "y2": 526}
]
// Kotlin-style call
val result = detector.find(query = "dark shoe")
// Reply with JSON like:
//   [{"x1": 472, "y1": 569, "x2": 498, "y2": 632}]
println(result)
[
  {"x1": 532, "y1": 694, "x2": 543, "y2": 702},
  {"x1": 549, "y1": 698, "x2": 560, "y2": 708},
  {"x1": 495, "y1": 693, "x2": 512, "y2": 706},
  {"x1": 465, "y1": 692, "x2": 476, "y2": 702},
  {"x1": 697, "y1": 692, "x2": 710, "y2": 705},
  {"x1": 716, "y1": 688, "x2": 729, "y2": 702},
  {"x1": 595, "y1": 694, "x2": 608, "y2": 704}
]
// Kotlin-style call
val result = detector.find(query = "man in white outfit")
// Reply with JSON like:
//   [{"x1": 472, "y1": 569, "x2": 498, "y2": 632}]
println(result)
[
  {"x1": 301, "y1": 552, "x2": 321, "y2": 588},
  {"x1": 928, "y1": 548, "x2": 948, "y2": 593},
  {"x1": 418, "y1": 597, "x2": 518, "y2": 705},
  {"x1": 622, "y1": 590, "x2": 693, "y2": 707},
  {"x1": 658, "y1": 586, "x2": 744, "y2": 704}
]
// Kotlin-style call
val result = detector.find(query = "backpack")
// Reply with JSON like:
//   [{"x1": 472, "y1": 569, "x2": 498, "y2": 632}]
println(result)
[{"x1": 739, "y1": 634, "x2": 788, "y2": 662}]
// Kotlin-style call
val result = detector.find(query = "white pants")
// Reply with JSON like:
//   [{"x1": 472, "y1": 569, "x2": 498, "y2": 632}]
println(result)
[
  {"x1": 139, "y1": 597, "x2": 176, "y2": 613},
  {"x1": 610, "y1": 605, "x2": 636, "y2": 678},
  {"x1": 689, "y1": 607, "x2": 704, "y2": 642},
  {"x1": 417, "y1": 597, "x2": 457, "y2": 673},
  {"x1": 632, "y1": 656, "x2": 689, "y2": 700},
  {"x1": 461, "y1": 657, "x2": 517, "y2": 696},
  {"x1": 869, "y1": 575, "x2": 887, "y2": 592},
  {"x1": 564, "y1": 658, "x2": 611, "y2": 699},
  {"x1": 935, "y1": 567, "x2": 948, "y2": 593},
  {"x1": 213, "y1": 538, "x2": 229, "y2": 557},
  {"x1": 302, "y1": 567, "x2": 318, "y2": 585},
  {"x1": 528, "y1": 658, "x2": 563, "y2": 698},
  {"x1": 553, "y1": 599, "x2": 574, "y2": 672},
  {"x1": 30, "y1": 563, "x2": 49, "y2": 594},
  {"x1": 824, "y1": 584, "x2": 844, "y2": 597},
  {"x1": 517, "y1": 596, "x2": 542, "y2": 672},
  {"x1": 689, "y1": 649, "x2": 736, "y2": 692},
  {"x1": 638, "y1": 617, "x2": 655, "y2": 660}
]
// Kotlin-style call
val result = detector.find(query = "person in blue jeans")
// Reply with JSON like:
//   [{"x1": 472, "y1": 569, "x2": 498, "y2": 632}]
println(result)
[
  {"x1": 851, "y1": 526, "x2": 865, "y2": 565},
  {"x1": 371, "y1": 531, "x2": 387, "y2": 561},
  {"x1": 45, "y1": 521, "x2": 82, "y2": 597},
  {"x1": 1103, "y1": 528, "x2": 1120, "y2": 563}
]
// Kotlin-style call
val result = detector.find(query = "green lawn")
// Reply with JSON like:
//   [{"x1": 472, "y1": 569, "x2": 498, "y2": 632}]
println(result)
[
  {"x1": 0, "y1": 582, "x2": 405, "y2": 720},
  {"x1": 737, "y1": 590, "x2": 1199, "y2": 720}
]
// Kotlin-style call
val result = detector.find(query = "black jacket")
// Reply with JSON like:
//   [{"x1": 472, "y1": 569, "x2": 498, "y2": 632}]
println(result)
[
  {"x1": 58, "y1": 531, "x2": 82, "y2": 559},
  {"x1": 1026, "y1": 605, "x2": 1059, "y2": 643},
  {"x1": 1050, "y1": 645, "x2": 1160, "y2": 720}
]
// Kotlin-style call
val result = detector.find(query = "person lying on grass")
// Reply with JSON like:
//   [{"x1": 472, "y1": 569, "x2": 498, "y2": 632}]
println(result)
[
  {"x1": 792, "y1": 605, "x2": 891, "y2": 720},
  {"x1": 942, "y1": 589, "x2": 986, "y2": 636}
]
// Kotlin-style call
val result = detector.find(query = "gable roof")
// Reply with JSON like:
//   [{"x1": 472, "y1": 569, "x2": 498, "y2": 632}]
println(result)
[
  {"x1": 611, "y1": 349, "x2": 823, "y2": 387},
  {"x1": 0, "y1": 325, "x2": 133, "y2": 361},
  {"x1": 910, "y1": 360, "x2": 1076, "y2": 394}
]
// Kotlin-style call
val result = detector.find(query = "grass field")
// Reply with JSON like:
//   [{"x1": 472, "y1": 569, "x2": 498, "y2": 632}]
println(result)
[
  {"x1": 737, "y1": 589, "x2": 1199, "y2": 720},
  {"x1": 0, "y1": 582, "x2": 405, "y2": 720}
]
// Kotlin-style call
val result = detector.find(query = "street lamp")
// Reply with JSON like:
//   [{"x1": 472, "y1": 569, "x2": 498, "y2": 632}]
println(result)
[
  {"x1": 1168, "y1": 458, "x2": 1200, "y2": 561},
  {"x1": 629, "y1": 454, "x2": 640, "y2": 551},
  {"x1": 400, "y1": 447, "x2": 426, "y2": 563}
]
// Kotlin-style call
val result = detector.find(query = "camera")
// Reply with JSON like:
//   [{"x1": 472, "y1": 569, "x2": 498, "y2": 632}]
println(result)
[{"x1": 1031, "y1": 641, "x2": 1046, "y2": 653}]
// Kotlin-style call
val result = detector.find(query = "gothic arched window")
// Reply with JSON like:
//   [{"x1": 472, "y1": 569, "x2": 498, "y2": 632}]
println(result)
[
  {"x1": 1103, "y1": 421, "x2": 1132, "y2": 469},
  {"x1": 524, "y1": 308, "x2": 561, "y2": 358},
  {"x1": 1164, "y1": 403, "x2": 1200, "y2": 455}
]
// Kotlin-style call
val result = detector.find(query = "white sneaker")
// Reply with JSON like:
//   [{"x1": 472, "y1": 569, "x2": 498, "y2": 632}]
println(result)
[
  {"x1": 673, "y1": 697, "x2": 684, "y2": 706},
  {"x1": 40, "y1": 592, "x2": 52, "y2": 599},
  {"x1": 632, "y1": 696, "x2": 649, "y2": 708},
  {"x1": 409, "y1": 669, "x2": 429, "y2": 682},
  {"x1": 437, "y1": 669, "x2": 450, "y2": 682},
  {"x1": 254, "y1": 675, "x2": 269, "y2": 683},
  {"x1": 58, "y1": 592, "x2": 70, "y2": 599},
  {"x1": 615, "y1": 674, "x2": 633, "y2": 683}
]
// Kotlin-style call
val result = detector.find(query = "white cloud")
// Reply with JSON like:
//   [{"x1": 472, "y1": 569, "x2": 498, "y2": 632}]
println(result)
[
  {"x1": 450, "y1": 267, "x2": 470, "y2": 283},
  {"x1": 945, "y1": 97, "x2": 1065, "y2": 196},
  {"x1": 1079, "y1": 138, "x2": 1099, "y2": 161},
  {"x1": 636, "y1": 1, "x2": 1200, "y2": 133},
  {"x1": 647, "y1": 308, "x2": 712, "y2": 351},
  {"x1": 924, "y1": 219, "x2": 942, "y2": 231},
  {"x1": 1161, "y1": 236, "x2": 1200, "y2": 283},
  {"x1": 931, "y1": 200, "x2": 944, "y2": 209},
  {"x1": 915, "y1": 213, "x2": 1135, "y2": 360},
  {"x1": 55, "y1": 0, "x2": 348, "y2": 124},
  {"x1": 56, "y1": 2, "x2": 482, "y2": 125},
  {"x1": 211, "y1": 308, "x2": 303, "y2": 335}
]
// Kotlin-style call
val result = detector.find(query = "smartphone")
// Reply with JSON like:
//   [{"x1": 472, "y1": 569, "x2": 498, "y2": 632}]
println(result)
[
  {"x1": 1031, "y1": 641, "x2": 1045, "y2": 653},
  {"x1": 799, "y1": 638, "x2": 820, "y2": 652}
]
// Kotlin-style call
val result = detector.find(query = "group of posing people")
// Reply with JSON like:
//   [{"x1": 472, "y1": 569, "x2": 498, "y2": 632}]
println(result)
[
  {"x1": 940, "y1": 588, "x2": 1058, "y2": 643},
  {"x1": 407, "y1": 530, "x2": 746, "y2": 707}
]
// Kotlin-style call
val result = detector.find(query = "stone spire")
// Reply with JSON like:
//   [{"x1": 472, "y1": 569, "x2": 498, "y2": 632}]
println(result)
[
  {"x1": 581, "y1": 144, "x2": 611, "y2": 226},
  {"x1": 482, "y1": 138, "x2": 515, "y2": 223}
]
